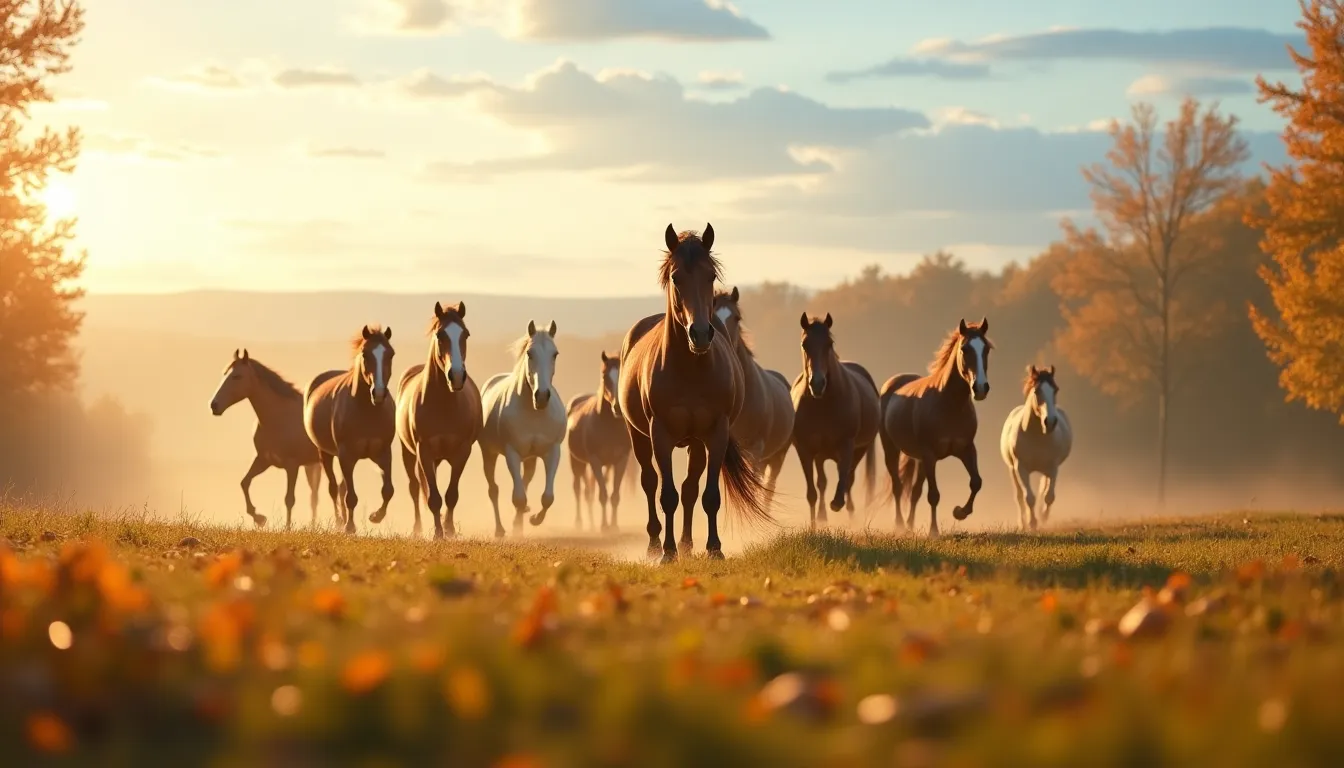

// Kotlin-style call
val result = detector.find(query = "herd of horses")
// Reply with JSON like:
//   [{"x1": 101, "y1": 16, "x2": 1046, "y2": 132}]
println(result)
[{"x1": 207, "y1": 223, "x2": 1075, "y2": 561}]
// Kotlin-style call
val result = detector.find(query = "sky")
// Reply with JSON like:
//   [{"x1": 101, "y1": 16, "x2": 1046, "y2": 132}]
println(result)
[{"x1": 36, "y1": 0, "x2": 1304, "y2": 296}]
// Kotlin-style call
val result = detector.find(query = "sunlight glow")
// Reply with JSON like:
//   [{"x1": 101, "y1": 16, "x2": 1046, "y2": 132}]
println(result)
[{"x1": 41, "y1": 179, "x2": 78, "y2": 220}]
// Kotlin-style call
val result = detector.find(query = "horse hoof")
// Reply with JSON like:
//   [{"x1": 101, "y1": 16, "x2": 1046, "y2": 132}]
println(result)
[
  {"x1": 528, "y1": 511, "x2": 548, "y2": 527},
  {"x1": 952, "y1": 506, "x2": 971, "y2": 521},
  {"x1": 368, "y1": 510, "x2": 387, "y2": 524},
  {"x1": 252, "y1": 514, "x2": 267, "y2": 529},
  {"x1": 829, "y1": 500, "x2": 844, "y2": 513},
  {"x1": 706, "y1": 549, "x2": 725, "y2": 561},
  {"x1": 660, "y1": 551, "x2": 678, "y2": 565},
  {"x1": 494, "y1": 528, "x2": 507, "y2": 539}
]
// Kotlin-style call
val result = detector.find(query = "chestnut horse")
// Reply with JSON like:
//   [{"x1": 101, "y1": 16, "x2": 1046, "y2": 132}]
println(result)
[
  {"x1": 618, "y1": 223, "x2": 773, "y2": 562},
  {"x1": 303, "y1": 325, "x2": 397, "y2": 535},
  {"x1": 1000, "y1": 364, "x2": 1073, "y2": 531},
  {"x1": 878, "y1": 318, "x2": 992, "y2": 535},
  {"x1": 209, "y1": 349, "x2": 322, "y2": 529},
  {"x1": 712, "y1": 287, "x2": 795, "y2": 504},
  {"x1": 395, "y1": 301, "x2": 482, "y2": 539},
  {"x1": 791, "y1": 313, "x2": 880, "y2": 526},
  {"x1": 564, "y1": 351, "x2": 631, "y2": 532}
]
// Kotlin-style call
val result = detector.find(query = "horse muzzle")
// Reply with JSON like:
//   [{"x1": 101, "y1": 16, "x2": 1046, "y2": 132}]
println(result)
[
  {"x1": 687, "y1": 321, "x2": 715, "y2": 355},
  {"x1": 1044, "y1": 416, "x2": 1057, "y2": 433},
  {"x1": 371, "y1": 389, "x2": 389, "y2": 406},
  {"x1": 807, "y1": 377, "x2": 828, "y2": 398},
  {"x1": 209, "y1": 400, "x2": 224, "y2": 416},
  {"x1": 533, "y1": 388, "x2": 552, "y2": 410},
  {"x1": 447, "y1": 369, "x2": 466, "y2": 392},
  {"x1": 973, "y1": 383, "x2": 990, "y2": 401}
]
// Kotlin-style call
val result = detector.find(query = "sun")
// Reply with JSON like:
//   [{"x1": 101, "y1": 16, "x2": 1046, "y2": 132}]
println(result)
[{"x1": 41, "y1": 178, "x2": 78, "y2": 220}]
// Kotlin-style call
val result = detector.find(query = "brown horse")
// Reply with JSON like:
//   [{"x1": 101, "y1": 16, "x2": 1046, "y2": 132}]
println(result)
[
  {"x1": 208, "y1": 349, "x2": 322, "y2": 529},
  {"x1": 564, "y1": 351, "x2": 631, "y2": 532},
  {"x1": 878, "y1": 318, "x2": 992, "y2": 535},
  {"x1": 395, "y1": 302, "x2": 482, "y2": 539},
  {"x1": 712, "y1": 287, "x2": 795, "y2": 502},
  {"x1": 791, "y1": 313, "x2": 880, "y2": 526},
  {"x1": 303, "y1": 325, "x2": 397, "y2": 534},
  {"x1": 618, "y1": 223, "x2": 773, "y2": 562}
]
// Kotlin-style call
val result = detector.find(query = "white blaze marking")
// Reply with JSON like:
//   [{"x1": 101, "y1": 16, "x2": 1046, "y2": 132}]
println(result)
[
  {"x1": 371, "y1": 344, "x2": 386, "y2": 393},
  {"x1": 1040, "y1": 380, "x2": 1057, "y2": 421},
  {"x1": 967, "y1": 337, "x2": 987, "y2": 389},
  {"x1": 443, "y1": 323, "x2": 465, "y2": 379},
  {"x1": 715, "y1": 305, "x2": 733, "y2": 327}
]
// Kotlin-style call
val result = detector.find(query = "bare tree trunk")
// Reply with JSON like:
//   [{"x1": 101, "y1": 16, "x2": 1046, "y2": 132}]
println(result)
[{"x1": 1157, "y1": 270, "x2": 1171, "y2": 512}]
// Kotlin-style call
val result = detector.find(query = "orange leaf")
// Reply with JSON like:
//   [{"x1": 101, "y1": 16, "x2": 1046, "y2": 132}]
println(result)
[
  {"x1": 26, "y1": 712, "x2": 72, "y2": 754},
  {"x1": 342, "y1": 650, "x2": 391, "y2": 694}
]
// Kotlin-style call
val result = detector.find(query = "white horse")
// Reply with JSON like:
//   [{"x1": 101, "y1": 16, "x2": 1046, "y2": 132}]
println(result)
[
  {"x1": 479, "y1": 320, "x2": 566, "y2": 537},
  {"x1": 1000, "y1": 364, "x2": 1072, "y2": 531}
]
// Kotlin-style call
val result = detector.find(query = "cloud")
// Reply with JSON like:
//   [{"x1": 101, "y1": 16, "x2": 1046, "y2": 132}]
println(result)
[
  {"x1": 1126, "y1": 74, "x2": 1253, "y2": 98},
  {"x1": 84, "y1": 134, "x2": 223, "y2": 163},
  {"x1": 826, "y1": 57, "x2": 992, "y2": 83},
  {"x1": 272, "y1": 68, "x2": 361, "y2": 89},
  {"x1": 912, "y1": 27, "x2": 1302, "y2": 72},
  {"x1": 397, "y1": 69, "x2": 496, "y2": 99},
  {"x1": 420, "y1": 60, "x2": 927, "y2": 182},
  {"x1": 305, "y1": 146, "x2": 387, "y2": 160},
  {"x1": 695, "y1": 70, "x2": 745, "y2": 91},
  {"x1": 145, "y1": 64, "x2": 247, "y2": 93},
  {"x1": 35, "y1": 96, "x2": 109, "y2": 112},
  {"x1": 383, "y1": 0, "x2": 455, "y2": 32}
]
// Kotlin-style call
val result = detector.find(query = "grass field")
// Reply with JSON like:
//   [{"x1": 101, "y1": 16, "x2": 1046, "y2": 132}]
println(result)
[{"x1": 1, "y1": 503, "x2": 1342, "y2": 767}]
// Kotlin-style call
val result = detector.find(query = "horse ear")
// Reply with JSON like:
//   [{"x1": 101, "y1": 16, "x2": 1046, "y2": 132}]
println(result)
[
  {"x1": 601, "y1": 351, "x2": 608, "y2": 364},
  {"x1": 799, "y1": 312, "x2": 809, "y2": 331},
  {"x1": 664, "y1": 224, "x2": 679, "y2": 253},
  {"x1": 958, "y1": 318, "x2": 969, "y2": 335},
  {"x1": 979, "y1": 317, "x2": 988, "y2": 334},
  {"x1": 456, "y1": 301, "x2": 466, "y2": 318},
  {"x1": 528, "y1": 320, "x2": 537, "y2": 337},
  {"x1": 730, "y1": 285, "x2": 739, "y2": 302},
  {"x1": 384, "y1": 327, "x2": 392, "y2": 340},
  {"x1": 823, "y1": 313, "x2": 833, "y2": 329},
  {"x1": 242, "y1": 348, "x2": 249, "y2": 361},
  {"x1": 547, "y1": 320, "x2": 557, "y2": 337},
  {"x1": 703, "y1": 223, "x2": 715, "y2": 251},
  {"x1": 1028, "y1": 364, "x2": 1037, "y2": 375},
  {"x1": 1048, "y1": 365, "x2": 1056, "y2": 376},
  {"x1": 434, "y1": 301, "x2": 444, "y2": 317},
  {"x1": 362, "y1": 325, "x2": 372, "y2": 340},
  {"x1": 233, "y1": 348, "x2": 240, "y2": 360}
]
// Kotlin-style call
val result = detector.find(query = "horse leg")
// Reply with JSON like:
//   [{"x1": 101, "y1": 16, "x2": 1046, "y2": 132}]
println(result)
[
  {"x1": 481, "y1": 447, "x2": 506, "y2": 539},
  {"x1": 701, "y1": 420, "x2": 732, "y2": 559},
  {"x1": 628, "y1": 426, "x2": 660, "y2": 556},
  {"x1": 830, "y1": 438, "x2": 857, "y2": 514},
  {"x1": 593, "y1": 464, "x2": 611, "y2": 533},
  {"x1": 679, "y1": 442, "x2": 707, "y2": 552},
  {"x1": 319, "y1": 451, "x2": 342, "y2": 526},
  {"x1": 336, "y1": 450, "x2": 360, "y2": 535},
  {"x1": 650, "y1": 420, "x2": 680, "y2": 563},
  {"x1": 504, "y1": 446, "x2": 529, "y2": 534},
  {"x1": 795, "y1": 445, "x2": 818, "y2": 529},
  {"x1": 442, "y1": 445, "x2": 469, "y2": 538},
  {"x1": 846, "y1": 445, "x2": 867, "y2": 518},
  {"x1": 419, "y1": 451, "x2": 445, "y2": 539},
  {"x1": 881, "y1": 436, "x2": 904, "y2": 531},
  {"x1": 901, "y1": 456, "x2": 925, "y2": 531},
  {"x1": 282, "y1": 465, "x2": 299, "y2": 531},
  {"x1": 401, "y1": 445, "x2": 423, "y2": 537},
  {"x1": 304, "y1": 463, "x2": 322, "y2": 527},
  {"x1": 569, "y1": 453, "x2": 586, "y2": 531},
  {"x1": 1008, "y1": 461, "x2": 1031, "y2": 532},
  {"x1": 527, "y1": 442, "x2": 561, "y2": 528},
  {"x1": 951, "y1": 444, "x2": 981, "y2": 522},
  {"x1": 609, "y1": 454, "x2": 629, "y2": 534},
  {"x1": 815, "y1": 459, "x2": 829, "y2": 526},
  {"x1": 523, "y1": 456, "x2": 537, "y2": 488},
  {"x1": 584, "y1": 467, "x2": 598, "y2": 530},
  {"x1": 1039, "y1": 467, "x2": 1058, "y2": 525},
  {"x1": 372, "y1": 443, "x2": 395, "y2": 527},
  {"x1": 763, "y1": 444, "x2": 789, "y2": 509},
  {"x1": 240, "y1": 455, "x2": 269, "y2": 529},
  {"x1": 921, "y1": 455, "x2": 942, "y2": 537}
]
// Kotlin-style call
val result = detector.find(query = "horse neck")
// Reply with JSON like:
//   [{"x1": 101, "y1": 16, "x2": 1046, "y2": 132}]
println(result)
[
  {"x1": 821, "y1": 349, "x2": 849, "y2": 397},
  {"x1": 349, "y1": 357, "x2": 371, "y2": 398},
  {"x1": 425, "y1": 341, "x2": 447, "y2": 389},
  {"x1": 731, "y1": 333, "x2": 754, "y2": 369},
  {"x1": 936, "y1": 358, "x2": 972, "y2": 404},
  {"x1": 247, "y1": 384, "x2": 297, "y2": 424},
  {"x1": 511, "y1": 349, "x2": 534, "y2": 398},
  {"x1": 1020, "y1": 391, "x2": 1041, "y2": 431}
]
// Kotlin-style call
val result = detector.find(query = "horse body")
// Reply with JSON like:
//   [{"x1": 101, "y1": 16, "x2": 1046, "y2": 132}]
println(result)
[
  {"x1": 1001, "y1": 365, "x2": 1073, "y2": 530},
  {"x1": 395, "y1": 302, "x2": 482, "y2": 539},
  {"x1": 565, "y1": 351, "x2": 632, "y2": 532},
  {"x1": 303, "y1": 325, "x2": 396, "y2": 534},
  {"x1": 713, "y1": 288, "x2": 795, "y2": 500},
  {"x1": 619, "y1": 224, "x2": 772, "y2": 562},
  {"x1": 878, "y1": 318, "x2": 992, "y2": 535},
  {"x1": 209, "y1": 349, "x2": 322, "y2": 529},
  {"x1": 479, "y1": 320, "x2": 566, "y2": 537},
  {"x1": 791, "y1": 313, "x2": 880, "y2": 526}
]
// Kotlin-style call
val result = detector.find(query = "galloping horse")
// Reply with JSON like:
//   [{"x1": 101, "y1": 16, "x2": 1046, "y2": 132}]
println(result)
[
  {"x1": 395, "y1": 301, "x2": 482, "y2": 539},
  {"x1": 712, "y1": 287, "x2": 795, "y2": 503},
  {"x1": 791, "y1": 313, "x2": 880, "y2": 526},
  {"x1": 878, "y1": 318, "x2": 992, "y2": 535},
  {"x1": 479, "y1": 320, "x2": 566, "y2": 537},
  {"x1": 208, "y1": 349, "x2": 322, "y2": 529},
  {"x1": 618, "y1": 223, "x2": 772, "y2": 562},
  {"x1": 303, "y1": 325, "x2": 397, "y2": 534},
  {"x1": 565, "y1": 351, "x2": 632, "y2": 532},
  {"x1": 1001, "y1": 365, "x2": 1072, "y2": 531}
]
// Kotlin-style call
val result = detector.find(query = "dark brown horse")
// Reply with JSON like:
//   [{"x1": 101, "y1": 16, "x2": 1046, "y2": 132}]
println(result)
[
  {"x1": 209, "y1": 349, "x2": 322, "y2": 529},
  {"x1": 791, "y1": 313, "x2": 880, "y2": 526},
  {"x1": 712, "y1": 287, "x2": 794, "y2": 504},
  {"x1": 878, "y1": 318, "x2": 992, "y2": 535},
  {"x1": 303, "y1": 325, "x2": 397, "y2": 534},
  {"x1": 395, "y1": 302, "x2": 482, "y2": 539},
  {"x1": 618, "y1": 223, "x2": 773, "y2": 562},
  {"x1": 564, "y1": 351, "x2": 631, "y2": 532}
]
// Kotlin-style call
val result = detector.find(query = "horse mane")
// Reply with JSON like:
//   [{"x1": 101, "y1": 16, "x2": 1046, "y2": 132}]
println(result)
[
  {"x1": 659, "y1": 230, "x2": 722, "y2": 289},
  {"x1": 1023, "y1": 366, "x2": 1058, "y2": 396},
  {"x1": 230, "y1": 357, "x2": 302, "y2": 400},
  {"x1": 507, "y1": 334, "x2": 531, "y2": 359},
  {"x1": 349, "y1": 325, "x2": 386, "y2": 353},
  {"x1": 713, "y1": 288, "x2": 755, "y2": 358},
  {"x1": 914, "y1": 322, "x2": 994, "y2": 393}
]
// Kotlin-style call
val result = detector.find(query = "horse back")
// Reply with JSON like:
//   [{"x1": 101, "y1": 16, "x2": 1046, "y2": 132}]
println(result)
[
  {"x1": 566, "y1": 393, "x2": 594, "y2": 419},
  {"x1": 620, "y1": 313, "x2": 663, "y2": 366}
]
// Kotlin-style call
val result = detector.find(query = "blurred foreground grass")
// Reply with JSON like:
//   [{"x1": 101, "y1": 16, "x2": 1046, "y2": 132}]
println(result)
[{"x1": 2, "y1": 503, "x2": 1343, "y2": 767}]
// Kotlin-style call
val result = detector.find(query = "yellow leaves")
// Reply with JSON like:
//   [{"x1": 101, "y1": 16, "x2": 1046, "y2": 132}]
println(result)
[
  {"x1": 342, "y1": 650, "x2": 391, "y2": 695},
  {"x1": 198, "y1": 598, "x2": 255, "y2": 673}
]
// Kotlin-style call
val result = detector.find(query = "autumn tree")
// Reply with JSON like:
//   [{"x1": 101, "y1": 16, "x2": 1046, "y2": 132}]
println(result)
[
  {"x1": 1052, "y1": 97, "x2": 1249, "y2": 507},
  {"x1": 1250, "y1": 1, "x2": 1344, "y2": 422},
  {"x1": 0, "y1": 1, "x2": 86, "y2": 399}
]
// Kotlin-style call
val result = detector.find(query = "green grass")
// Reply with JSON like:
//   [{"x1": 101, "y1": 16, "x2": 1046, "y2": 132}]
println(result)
[{"x1": 1, "y1": 503, "x2": 1342, "y2": 767}]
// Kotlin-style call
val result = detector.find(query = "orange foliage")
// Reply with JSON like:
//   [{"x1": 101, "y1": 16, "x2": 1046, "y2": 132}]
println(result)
[{"x1": 1251, "y1": 1, "x2": 1344, "y2": 422}]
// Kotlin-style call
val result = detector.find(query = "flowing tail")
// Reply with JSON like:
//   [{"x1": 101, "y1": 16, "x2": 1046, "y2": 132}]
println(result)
[{"x1": 721, "y1": 438, "x2": 777, "y2": 530}]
